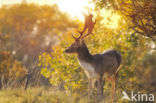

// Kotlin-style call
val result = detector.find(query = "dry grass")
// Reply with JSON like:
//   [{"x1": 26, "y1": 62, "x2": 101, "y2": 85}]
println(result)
[
  {"x1": 0, "y1": 87, "x2": 130, "y2": 103},
  {"x1": 0, "y1": 87, "x2": 88, "y2": 103}
]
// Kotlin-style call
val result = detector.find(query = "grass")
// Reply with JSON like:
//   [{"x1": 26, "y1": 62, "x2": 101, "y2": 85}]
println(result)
[
  {"x1": 0, "y1": 87, "x2": 89, "y2": 103},
  {"x1": 0, "y1": 87, "x2": 131, "y2": 103}
]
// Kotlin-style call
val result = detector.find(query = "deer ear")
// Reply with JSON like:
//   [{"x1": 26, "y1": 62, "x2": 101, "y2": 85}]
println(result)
[
  {"x1": 81, "y1": 39, "x2": 85, "y2": 44},
  {"x1": 79, "y1": 39, "x2": 83, "y2": 44}
]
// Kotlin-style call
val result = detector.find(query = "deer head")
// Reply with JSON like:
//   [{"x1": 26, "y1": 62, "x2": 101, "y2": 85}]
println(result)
[{"x1": 64, "y1": 32, "x2": 88, "y2": 53}]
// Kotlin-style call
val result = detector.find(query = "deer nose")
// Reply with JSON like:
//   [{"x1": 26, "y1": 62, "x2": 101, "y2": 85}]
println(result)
[{"x1": 64, "y1": 49, "x2": 69, "y2": 53}]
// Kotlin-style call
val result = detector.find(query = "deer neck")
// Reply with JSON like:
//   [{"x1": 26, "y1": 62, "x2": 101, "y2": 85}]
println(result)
[{"x1": 77, "y1": 46, "x2": 92, "y2": 62}]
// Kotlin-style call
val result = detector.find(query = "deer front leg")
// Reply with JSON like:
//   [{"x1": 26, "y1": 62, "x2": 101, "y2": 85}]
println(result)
[
  {"x1": 88, "y1": 77, "x2": 93, "y2": 98},
  {"x1": 98, "y1": 77, "x2": 104, "y2": 100}
]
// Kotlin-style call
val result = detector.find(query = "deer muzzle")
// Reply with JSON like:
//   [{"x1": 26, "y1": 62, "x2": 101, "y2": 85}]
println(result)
[
  {"x1": 64, "y1": 48, "x2": 73, "y2": 53},
  {"x1": 64, "y1": 49, "x2": 70, "y2": 53},
  {"x1": 64, "y1": 46, "x2": 77, "y2": 53}
]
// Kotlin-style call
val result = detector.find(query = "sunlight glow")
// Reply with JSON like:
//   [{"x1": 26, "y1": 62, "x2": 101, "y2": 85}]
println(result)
[
  {"x1": 0, "y1": 0, "x2": 94, "y2": 20},
  {"x1": 56, "y1": 0, "x2": 94, "y2": 20},
  {"x1": 100, "y1": 9, "x2": 121, "y2": 28}
]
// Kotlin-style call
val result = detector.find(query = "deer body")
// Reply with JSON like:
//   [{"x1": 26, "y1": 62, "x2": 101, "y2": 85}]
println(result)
[
  {"x1": 65, "y1": 40, "x2": 121, "y2": 101},
  {"x1": 77, "y1": 49, "x2": 121, "y2": 79}
]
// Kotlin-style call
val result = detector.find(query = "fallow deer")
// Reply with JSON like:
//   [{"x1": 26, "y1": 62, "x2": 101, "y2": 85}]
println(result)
[{"x1": 64, "y1": 15, "x2": 121, "y2": 102}]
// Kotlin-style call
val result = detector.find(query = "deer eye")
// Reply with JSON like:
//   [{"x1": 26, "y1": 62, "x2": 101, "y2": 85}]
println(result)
[{"x1": 71, "y1": 44, "x2": 76, "y2": 47}]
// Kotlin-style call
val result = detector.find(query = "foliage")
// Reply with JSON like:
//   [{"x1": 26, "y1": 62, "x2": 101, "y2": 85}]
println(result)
[
  {"x1": 0, "y1": 3, "x2": 78, "y2": 87},
  {"x1": 0, "y1": 51, "x2": 26, "y2": 88},
  {"x1": 93, "y1": 0, "x2": 156, "y2": 42},
  {"x1": 0, "y1": 3, "x2": 77, "y2": 68},
  {"x1": 134, "y1": 51, "x2": 156, "y2": 93}
]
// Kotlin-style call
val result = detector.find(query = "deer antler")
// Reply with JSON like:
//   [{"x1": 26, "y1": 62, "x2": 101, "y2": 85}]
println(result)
[
  {"x1": 82, "y1": 18, "x2": 96, "y2": 39},
  {"x1": 72, "y1": 31, "x2": 84, "y2": 40},
  {"x1": 72, "y1": 13, "x2": 96, "y2": 40}
]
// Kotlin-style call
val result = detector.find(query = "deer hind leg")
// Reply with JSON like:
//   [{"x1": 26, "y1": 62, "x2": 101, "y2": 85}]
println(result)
[{"x1": 111, "y1": 74, "x2": 117, "y2": 103}]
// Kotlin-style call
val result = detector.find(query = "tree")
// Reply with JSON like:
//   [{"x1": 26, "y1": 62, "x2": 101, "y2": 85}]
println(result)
[
  {"x1": 0, "y1": 4, "x2": 77, "y2": 67},
  {"x1": 135, "y1": 51, "x2": 156, "y2": 93},
  {"x1": 0, "y1": 3, "x2": 78, "y2": 87},
  {"x1": 93, "y1": 0, "x2": 156, "y2": 42},
  {"x1": 0, "y1": 51, "x2": 26, "y2": 89}
]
